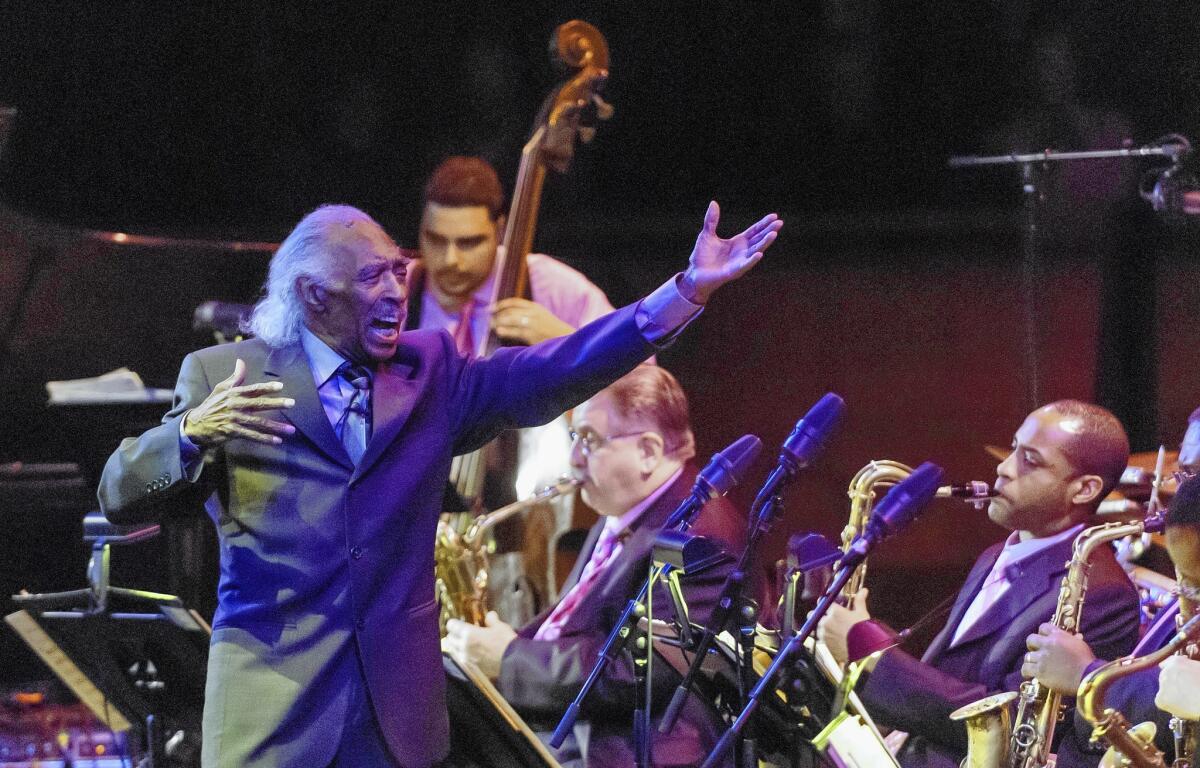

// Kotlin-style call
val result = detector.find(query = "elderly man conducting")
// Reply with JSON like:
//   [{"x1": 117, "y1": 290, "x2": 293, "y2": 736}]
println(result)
[{"x1": 97, "y1": 201, "x2": 781, "y2": 768}]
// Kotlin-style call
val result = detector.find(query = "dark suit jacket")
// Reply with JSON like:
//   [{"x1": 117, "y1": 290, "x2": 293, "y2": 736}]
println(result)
[
  {"x1": 497, "y1": 465, "x2": 746, "y2": 768},
  {"x1": 97, "y1": 304, "x2": 655, "y2": 768},
  {"x1": 860, "y1": 533, "x2": 1140, "y2": 768}
]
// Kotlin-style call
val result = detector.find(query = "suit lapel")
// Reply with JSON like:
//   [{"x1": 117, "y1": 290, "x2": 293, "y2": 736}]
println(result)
[
  {"x1": 352, "y1": 359, "x2": 421, "y2": 481},
  {"x1": 950, "y1": 538, "x2": 1072, "y2": 649},
  {"x1": 924, "y1": 546, "x2": 1001, "y2": 659},
  {"x1": 557, "y1": 471, "x2": 692, "y2": 634},
  {"x1": 265, "y1": 345, "x2": 352, "y2": 470}
]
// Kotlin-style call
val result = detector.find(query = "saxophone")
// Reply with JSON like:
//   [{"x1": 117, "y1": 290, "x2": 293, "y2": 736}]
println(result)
[
  {"x1": 842, "y1": 461, "x2": 918, "y2": 607},
  {"x1": 814, "y1": 462, "x2": 994, "y2": 764},
  {"x1": 811, "y1": 461, "x2": 917, "y2": 768},
  {"x1": 1013, "y1": 520, "x2": 1156, "y2": 768},
  {"x1": 1076, "y1": 604, "x2": 1200, "y2": 768},
  {"x1": 953, "y1": 517, "x2": 1161, "y2": 768},
  {"x1": 435, "y1": 476, "x2": 580, "y2": 633}
]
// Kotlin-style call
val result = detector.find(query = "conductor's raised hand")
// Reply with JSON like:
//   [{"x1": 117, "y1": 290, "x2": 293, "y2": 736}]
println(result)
[
  {"x1": 182, "y1": 358, "x2": 296, "y2": 448},
  {"x1": 679, "y1": 201, "x2": 782, "y2": 304}
]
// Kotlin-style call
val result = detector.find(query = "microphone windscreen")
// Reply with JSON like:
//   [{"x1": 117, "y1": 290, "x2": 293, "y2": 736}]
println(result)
[
  {"x1": 869, "y1": 461, "x2": 944, "y2": 539},
  {"x1": 699, "y1": 434, "x2": 763, "y2": 497},
  {"x1": 780, "y1": 392, "x2": 845, "y2": 469}
]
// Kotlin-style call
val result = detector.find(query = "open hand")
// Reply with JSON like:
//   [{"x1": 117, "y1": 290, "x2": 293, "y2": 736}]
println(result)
[
  {"x1": 182, "y1": 359, "x2": 296, "y2": 448},
  {"x1": 680, "y1": 201, "x2": 782, "y2": 304}
]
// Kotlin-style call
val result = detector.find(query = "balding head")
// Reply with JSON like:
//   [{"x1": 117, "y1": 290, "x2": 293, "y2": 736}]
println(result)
[{"x1": 1038, "y1": 400, "x2": 1130, "y2": 501}]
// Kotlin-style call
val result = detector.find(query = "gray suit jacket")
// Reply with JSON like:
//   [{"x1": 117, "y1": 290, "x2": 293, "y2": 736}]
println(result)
[{"x1": 98, "y1": 304, "x2": 654, "y2": 768}]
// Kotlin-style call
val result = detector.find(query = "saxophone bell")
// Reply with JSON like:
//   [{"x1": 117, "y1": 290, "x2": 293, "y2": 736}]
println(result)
[{"x1": 951, "y1": 691, "x2": 1019, "y2": 768}]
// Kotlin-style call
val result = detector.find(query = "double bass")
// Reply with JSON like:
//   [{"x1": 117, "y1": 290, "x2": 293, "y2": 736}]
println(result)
[{"x1": 441, "y1": 20, "x2": 614, "y2": 624}]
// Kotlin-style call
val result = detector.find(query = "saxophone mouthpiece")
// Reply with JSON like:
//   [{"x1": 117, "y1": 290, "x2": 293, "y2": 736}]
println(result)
[{"x1": 937, "y1": 481, "x2": 997, "y2": 504}]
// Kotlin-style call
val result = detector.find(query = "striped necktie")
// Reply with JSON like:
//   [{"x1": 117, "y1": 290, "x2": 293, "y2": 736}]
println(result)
[{"x1": 335, "y1": 363, "x2": 372, "y2": 463}]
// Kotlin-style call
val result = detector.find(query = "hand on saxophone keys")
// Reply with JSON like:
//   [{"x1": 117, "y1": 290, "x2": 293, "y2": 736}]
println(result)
[
  {"x1": 816, "y1": 587, "x2": 872, "y2": 666},
  {"x1": 443, "y1": 610, "x2": 517, "y2": 681},
  {"x1": 1021, "y1": 622, "x2": 1097, "y2": 694},
  {"x1": 1155, "y1": 656, "x2": 1200, "y2": 720}
]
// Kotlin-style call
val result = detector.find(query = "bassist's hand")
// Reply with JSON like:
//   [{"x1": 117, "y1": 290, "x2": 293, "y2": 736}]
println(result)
[{"x1": 491, "y1": 298, "x2": 574, "y2": 345}]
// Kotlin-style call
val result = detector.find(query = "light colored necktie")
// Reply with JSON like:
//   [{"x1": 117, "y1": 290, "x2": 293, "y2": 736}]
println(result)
[
  {"x1": 952, "y1": 549, "x2": 1013, "y2": 645},
  {"x1": 453, "y1": 298, "x2": 476, "y2": 357},
  {"x1": 335, "y1": 363, "x2": 372, "y2": 464}
]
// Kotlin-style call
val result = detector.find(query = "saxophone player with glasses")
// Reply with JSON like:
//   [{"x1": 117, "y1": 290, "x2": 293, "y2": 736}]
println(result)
[
  {"x1": 443, "y1": 365, "x2": 745, "y2": 768},
  {"x1": 817, "y1": 401, "x2": 1141, "y2": 768}
]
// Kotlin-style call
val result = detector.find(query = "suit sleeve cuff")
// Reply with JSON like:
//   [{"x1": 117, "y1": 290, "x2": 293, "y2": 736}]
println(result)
[
  {"x1": 178, "y1": 413, "x2": 206, "y2": 482},
  {"x1": 635, "y1": 273, "x2": 704, "y2": 346}
]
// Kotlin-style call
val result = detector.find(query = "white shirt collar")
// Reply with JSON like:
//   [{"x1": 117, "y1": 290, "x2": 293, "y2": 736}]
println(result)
[
  {"x1": 300, "y1": 326, "x2": 349, "y2": 389},
  {"x1": 996, "y1": 522, "x2": 1084, "y2": 567}
]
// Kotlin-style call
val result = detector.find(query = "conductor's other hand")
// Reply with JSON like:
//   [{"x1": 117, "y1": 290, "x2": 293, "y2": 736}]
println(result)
[
  {"x1": 182, "y1": 358, "x2": 296, "y2": 448},
  {"x1": 680, "y1": 201, "x2": 782, "y2": 304}
]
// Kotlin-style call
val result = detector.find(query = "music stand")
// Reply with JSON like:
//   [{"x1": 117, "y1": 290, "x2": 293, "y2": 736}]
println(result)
[
  {"x1": 6, "y1": 602, "x2": 209, "y2": 768},
  {"x1": 7, "y1": 515, "x2": 210, "y2": 767}
]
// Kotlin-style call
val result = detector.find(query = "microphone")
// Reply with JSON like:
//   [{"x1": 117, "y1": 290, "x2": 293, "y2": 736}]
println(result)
[
  {"x1": 700, "y1": 460, "x2": 944, "y2": 768},
  {"x1": 841, "y1": 462, "x2": 944, "y2": 569},
  {"x1": 697, "y1": 434, "x2": 764, "y2": 499},
  {"x1": 750, "y1": 393, "x2": 846, "y2": 520},
  {"x1": 1140, "y1": 135, "x2": 1199, "y2": 218},
  {"x1": 779, "y1": 392, "x2": 846, "y2": 472},
  {"x1": 664, "y1": 434, "x2": 762, "y2": 530}
]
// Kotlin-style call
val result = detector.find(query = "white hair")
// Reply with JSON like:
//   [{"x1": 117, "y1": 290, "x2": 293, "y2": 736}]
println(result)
[{"x1": 244, "y1": 204, "x2": 382, "y2": 347}]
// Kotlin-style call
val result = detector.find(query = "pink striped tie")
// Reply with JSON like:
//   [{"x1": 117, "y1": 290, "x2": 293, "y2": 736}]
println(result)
[
  {"x1": 453, "y1": 299, "x2": 476, "y2": 357},
  {"x1": 534, "y1": 530, "x2": 626, "y2": 641}
]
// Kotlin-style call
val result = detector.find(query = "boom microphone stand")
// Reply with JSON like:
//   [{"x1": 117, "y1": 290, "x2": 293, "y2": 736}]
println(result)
[{"x1": 948, "y1": 137, "x2": 1189, "y2": 412}]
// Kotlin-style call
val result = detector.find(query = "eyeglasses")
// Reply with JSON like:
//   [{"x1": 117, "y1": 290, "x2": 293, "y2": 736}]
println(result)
[{"x1": 568, "y1": 429, "x2": 648, "y2": 456}]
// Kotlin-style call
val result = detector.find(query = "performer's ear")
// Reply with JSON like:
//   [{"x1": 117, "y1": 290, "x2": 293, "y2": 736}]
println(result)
[
  {"x1": 297, "y1": 276, "x2": 328, "y2": 313},
  {"x1": 1069, "y1": 473, "x2": 1104, "y2": 508},
  {"x1": 639, "y1": 432, "x2": 665, "y2": 474}
]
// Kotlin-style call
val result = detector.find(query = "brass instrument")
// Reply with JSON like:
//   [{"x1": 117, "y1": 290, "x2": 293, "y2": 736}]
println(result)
[
  {"x1": 952, "y1": 692, "x2": 1020, "y2": 768},
  {"x1": 1076, "y1": 610, "x2": 1200, "y2": 768},
  {"x1": 842, "y1": 461, "x2": 917, "y2": 608},
  {"x1": 844, "y1": 462, "x2": 998, "y2": 603},
  {"x1": 953, "y1": 516, "x2": 1163, "y2": 768},
  {"x1": 435, "y1": 476, "x2": 580, "y2": 633},
  {"x1": 810, "y1": 462, "x2": 997, "y2": 766},
  {"x1": 1015, "y1": 520, "x2": 1156, "y2": 768}
]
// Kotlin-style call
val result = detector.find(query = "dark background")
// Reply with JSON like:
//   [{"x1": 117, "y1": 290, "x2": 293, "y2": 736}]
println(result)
[{"x1": 3, "y1": 1, "x2": 1200, "y2": 666}]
